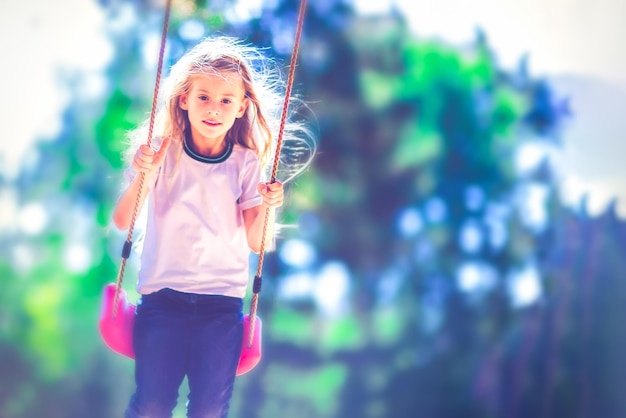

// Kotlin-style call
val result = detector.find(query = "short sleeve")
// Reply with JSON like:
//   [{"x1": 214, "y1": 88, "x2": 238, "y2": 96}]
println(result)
[{"x1": 238, "y1": 151, "x2": 263, "y2": 210}]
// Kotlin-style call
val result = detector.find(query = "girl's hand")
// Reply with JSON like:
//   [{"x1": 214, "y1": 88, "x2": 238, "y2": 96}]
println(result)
[
  {"x1": 257, "y1": 181, "x2": 284, "y2": 209},
  {"x1": 132, "y1": 137, "x2": 172, "y2": 174}
]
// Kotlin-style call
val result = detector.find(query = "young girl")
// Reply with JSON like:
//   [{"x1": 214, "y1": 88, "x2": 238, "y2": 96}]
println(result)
[{"x1": 112, "y1": 36, "x2": 308, "y2": 418}]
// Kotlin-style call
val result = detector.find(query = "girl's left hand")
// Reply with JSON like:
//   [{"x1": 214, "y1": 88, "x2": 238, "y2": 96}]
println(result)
[{"x1": 258, "y1": 181, "x2": 284, "y2": 209}]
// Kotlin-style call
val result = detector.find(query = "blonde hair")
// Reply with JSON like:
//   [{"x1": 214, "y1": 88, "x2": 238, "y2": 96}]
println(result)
[{"x1": 124, "y1": 35, "x2": 315, "y2": 179}]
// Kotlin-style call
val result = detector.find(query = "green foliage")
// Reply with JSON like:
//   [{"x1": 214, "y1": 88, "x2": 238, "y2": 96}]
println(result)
[
  {"x1": 261, "y1": 363, "x2": 347, "y2": 417},
  {"x1": 359, "y1": 70, "x2": 402, "y2": 110},
  {"x1": 392, "y1": 125, "x2": 443, "y2": 170},
  {"x1": 2, "y1": 1, "x2": 625, "y2": 417},
  {"x1": 269, "y1": 306, "x2": 317, "y2": 346},
  {"x1": 371, "y1": 307, "x2": 404, "y2": 345},
  {"x1": 95, "y1": 88, "x2": 138, "y2": 169}
]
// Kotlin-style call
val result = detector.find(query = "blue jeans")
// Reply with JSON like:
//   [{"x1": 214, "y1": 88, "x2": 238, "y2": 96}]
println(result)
[{"x1": 125, "y1": 288, "x2": 243, "y2": 418}]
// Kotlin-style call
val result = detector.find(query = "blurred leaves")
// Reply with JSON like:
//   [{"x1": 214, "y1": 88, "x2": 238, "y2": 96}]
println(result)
[{"x1": 2, "y1": 0, "x2": 626, "y2": 417}]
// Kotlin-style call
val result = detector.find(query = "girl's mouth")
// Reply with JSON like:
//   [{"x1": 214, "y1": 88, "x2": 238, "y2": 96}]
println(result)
[{"x1": 203, "y1": 120, "x2": 221, "y2": 127}]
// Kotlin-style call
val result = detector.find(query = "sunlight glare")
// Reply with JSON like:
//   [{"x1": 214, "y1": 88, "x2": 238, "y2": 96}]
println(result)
[
  {"x1": 314, "y1": 261, "x2": 351, "y2": 318},
  {"x1": 279, "y1": 239, "x2": 317, "y2": 269},
  {"x1": 397, "y1": 207, "x2": 423, "y2": 238},
  {"x1": 507, "y1": 263, "x2": 542, "y2": 308},
  {"x1": 63, "y1": 243, "x2": 92, "y2": 274},
  {"x1": 18, "y1": 203, "x2": 48, "y2": 235}
]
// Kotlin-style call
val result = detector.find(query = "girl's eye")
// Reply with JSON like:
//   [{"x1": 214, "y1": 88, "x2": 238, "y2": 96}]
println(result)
[
  {"x1": 221, "y1": 99, "x2": 232, "y2": 104},
  {"x1": 199, "y1": 95, "x2": 208, "y2": 101}
]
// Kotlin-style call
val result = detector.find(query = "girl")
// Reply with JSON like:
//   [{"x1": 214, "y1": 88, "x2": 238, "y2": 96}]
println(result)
[{"x1": 112, "y1": 36, "x2": 309, "y2": 418}]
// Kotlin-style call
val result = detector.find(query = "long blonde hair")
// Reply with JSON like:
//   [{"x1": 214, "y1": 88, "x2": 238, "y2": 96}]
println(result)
[{"x1": 124, "y1": 35, "x2": 315, "y2": 179}]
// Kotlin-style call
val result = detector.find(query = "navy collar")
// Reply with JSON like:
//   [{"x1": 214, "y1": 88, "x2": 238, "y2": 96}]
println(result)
[{"x1": 183, "y1": 134, "x2": 233, "y2": 164}]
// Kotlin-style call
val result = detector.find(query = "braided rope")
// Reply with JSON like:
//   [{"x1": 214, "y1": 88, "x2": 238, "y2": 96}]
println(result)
[
  {"x1": 113, "y1": 0, "x2": 172, "y2": 317},
  {"x1": 247, "y1": 0, "x2": 308, "y2": 347}
]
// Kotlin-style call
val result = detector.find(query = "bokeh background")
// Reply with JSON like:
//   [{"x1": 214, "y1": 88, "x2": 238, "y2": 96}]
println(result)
[{"x1": 2, "y1": 0, "x2": 626, "y2": 417}]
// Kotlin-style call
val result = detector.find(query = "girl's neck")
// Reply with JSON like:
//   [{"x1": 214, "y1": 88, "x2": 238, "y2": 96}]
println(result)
[
  {"x1": 185, "y1": 130, "x2": 228, "y2": 158},
  {"x1": 183, "y1": 130, "x2": 233, "y2": 164}
]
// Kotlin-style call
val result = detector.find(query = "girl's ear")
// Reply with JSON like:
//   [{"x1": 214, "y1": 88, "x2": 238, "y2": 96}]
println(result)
[
  {"x1": 179, "y1": 94, "x2": 189, "y2": 110},
  {"x1": 236, "y1": 98, "x2": 250, "y2": 118}
]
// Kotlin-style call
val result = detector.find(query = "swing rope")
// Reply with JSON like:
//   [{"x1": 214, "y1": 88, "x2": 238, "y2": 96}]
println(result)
[
  {"x1": 112, "y1": 0, "x2": 172, "y2": 317},
  {"x1": 247, "y1": 0, "x2": 308, "y2": 348}
]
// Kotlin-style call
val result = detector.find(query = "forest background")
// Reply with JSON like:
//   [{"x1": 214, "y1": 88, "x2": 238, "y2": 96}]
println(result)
[{"x1": 1, "y1": 0, "x2": 625, "y2": 417}]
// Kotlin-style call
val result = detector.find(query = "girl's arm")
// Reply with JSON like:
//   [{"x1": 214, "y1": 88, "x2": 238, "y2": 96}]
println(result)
[
  {"x1": 112, "y1": 173, "x2": 152, "y2": 230},
  {"x1": 112, "y1": 138, "x2": 171, "y2": 230},
  {"x1": 243, "y1": 181, "x2": 284, "y2": 253}
]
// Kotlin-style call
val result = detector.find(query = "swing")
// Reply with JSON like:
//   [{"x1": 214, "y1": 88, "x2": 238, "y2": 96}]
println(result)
[{"x1": 99, "y1": 0, "x2": 307, "y2": 376}]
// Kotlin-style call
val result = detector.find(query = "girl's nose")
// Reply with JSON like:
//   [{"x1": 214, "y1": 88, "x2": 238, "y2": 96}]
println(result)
[{"x1": 206, "y1": 102, "x2": 220, "y2": 115}]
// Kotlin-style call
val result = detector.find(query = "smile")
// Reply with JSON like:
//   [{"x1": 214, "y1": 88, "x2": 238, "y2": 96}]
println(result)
[{"x1": 203, "y1": 120, "x2": 221, "y2": 126}]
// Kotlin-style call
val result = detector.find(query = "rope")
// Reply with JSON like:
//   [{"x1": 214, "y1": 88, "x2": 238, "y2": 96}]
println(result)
[
  {"x1": 247, "y1": 0, "x2": 308, "y2": 348},
  {"x1": 113, "y1": 0, "x2": 172, "y2": 317}
]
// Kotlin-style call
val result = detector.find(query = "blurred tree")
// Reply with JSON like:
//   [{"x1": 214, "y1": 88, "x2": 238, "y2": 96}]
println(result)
[{"x1": 2, "y1": 0, "x2": 626, "y2": 417}]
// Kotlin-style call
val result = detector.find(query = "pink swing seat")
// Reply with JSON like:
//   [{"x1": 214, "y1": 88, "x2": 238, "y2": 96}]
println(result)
[{"x1": 98, "y1": 283, "x2": 262, "y2": 376}]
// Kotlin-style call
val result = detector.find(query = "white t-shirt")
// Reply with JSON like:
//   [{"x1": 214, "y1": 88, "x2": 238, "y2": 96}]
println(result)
[{"x1": 131, "y1": 138, "x2": 263, "y2": 298}]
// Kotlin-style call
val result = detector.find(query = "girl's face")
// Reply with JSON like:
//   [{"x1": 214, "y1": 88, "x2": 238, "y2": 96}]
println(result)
[{"x1": 179, "y1": 71, "x2": 249, "y2": 152}]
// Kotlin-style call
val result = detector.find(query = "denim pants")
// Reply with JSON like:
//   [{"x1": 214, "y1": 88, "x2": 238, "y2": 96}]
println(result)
[{"x1": 125, "y1": 288, "x2": 243, "y2": 418}]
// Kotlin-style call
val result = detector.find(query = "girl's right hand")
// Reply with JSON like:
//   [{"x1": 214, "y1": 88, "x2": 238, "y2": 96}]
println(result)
[{"x1": 132, "y1": 137, "x2": 172, "y2": 174}]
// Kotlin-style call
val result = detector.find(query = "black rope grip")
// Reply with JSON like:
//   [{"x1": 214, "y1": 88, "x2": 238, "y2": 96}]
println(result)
[
  {"x1": 253, "y1": 275, "x2": 262, "y2": 294},
  {"x1": 121, "y1": 240, "x2": 132, "y2": 259}
]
